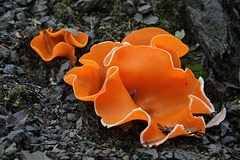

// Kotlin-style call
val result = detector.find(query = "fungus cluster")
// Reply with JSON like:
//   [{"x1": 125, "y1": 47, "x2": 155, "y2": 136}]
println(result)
[
  {"x1": 30, "y1": 28, "x2": 88, "y2": 64},
  {"x1": 63, "y1": 28, "x2": 215, "y2": 146}
]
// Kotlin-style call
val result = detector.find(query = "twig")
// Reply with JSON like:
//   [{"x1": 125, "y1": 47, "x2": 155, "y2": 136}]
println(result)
[{"x1": 0, "y1": 78, "x2": 44, "y2": 99}]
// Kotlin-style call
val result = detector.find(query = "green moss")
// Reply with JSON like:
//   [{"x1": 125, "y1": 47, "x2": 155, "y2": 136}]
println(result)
[
  {"x1": 53, "y1": 2, "x2": 74, "y2": 25},
  {"x1": 152, "y1": 0, "x2": 185, "y2": 33},
  {"x1": 6, "y1": 85, "x2": 31, "y2": 108},
  {"x1": 181, "y1": 51, "x2": 208, "y2": 79}
]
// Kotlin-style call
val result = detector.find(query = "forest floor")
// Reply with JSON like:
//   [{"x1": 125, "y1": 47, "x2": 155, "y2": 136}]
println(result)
[{"x1": 0, "y1": 0, "x2": 240, "y2": 159}]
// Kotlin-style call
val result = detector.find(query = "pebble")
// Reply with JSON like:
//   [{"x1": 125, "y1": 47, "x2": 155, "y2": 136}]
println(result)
[
  {"x1": 4, "y1": 142, "x2": 17, "y2": 156},
  {"x1": 133, "y1": 13, "x2": 143, "y2": 23},
  {"x1": 123, "y1": 155, "x2": 130, "y2": 160},
  {"x1": 221, "y1": 136, "x2": 235, "y2": 145},
  {"x1": 67, "y1": 113, "x2": 78, "y2": 122},
  {"x1": 25, "y1": 125, "x2": 34, "y2": 132},
  {"x1": 0, "y1": 10, "x2": 15, "y2": 29},
  {"x1": 16, "y1": 11, "x2": 26, "y2": 22},
  {"x1": 138, "y1": 4, "x2": 152, "y2": 14},
  {"x1": 0, "y1": 145, "x2": 5, "y2": 157},
  {"x1": 143, "y1": 14, "x2": 159, "y2": 25},
  {"x1": 9, "y1": 50, "x2": 19, "y2": 63}
]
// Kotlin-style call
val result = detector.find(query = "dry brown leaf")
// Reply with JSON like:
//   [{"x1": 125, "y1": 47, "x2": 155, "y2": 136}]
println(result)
[
  {"x1": 206, "y1": 107, "x2": 226, "y2": 128},
  {"x1": 6, "y1": 109, "x2": 28, "y2": 128}
]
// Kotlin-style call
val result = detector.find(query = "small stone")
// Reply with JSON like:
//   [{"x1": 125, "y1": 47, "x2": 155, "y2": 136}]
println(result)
[
  {"x1": 220, "y1": 121, "x2": 229, "y2": 137},
  {"x1": 6, "y1": 130, "x2": 25, "y2": 143},
  {"x1": 138, "y1": 4, "x2": 152, "y2": 14},
  {"x1": 73, "y1": 0, "x2": 100, "y2": 12},
  {"x1": 133, "y1": 13, "x2": 143, "y2": 23},
  {"x1": 221, "y1": 136, "x2": 235, "y2": 145},
  {"x1": 0, "y1": 48, "x2": 8, "y2": 58},
  {"x1": 4, "y1": 142, "x2": 17, "y2": 156},
  {"x1": 16, "y1": 11, "x2": 26, "y2": 22},
  {"x1": 67, "y1": 113, "x2": 78, "y2": 122},
  {"x1": 164, "y1": 151, "x2": 173, "y2": 159},
  {"x1": 31, "y1": 0, "x2": 48, "y2": 14},
  {"x1": 202, "y1": 136, "x2": 210, "y2": 145},
  {"x1": 22, "y1": 151, "x2": 51, "y2": 160},
  {"x1": 49, "y1": 84, "x2": 66, "y2": 102},
  {"x1": 208, "y1": 143, "x2": 222, "y2": 155},
  {"x1": 143, "y1": 14, "x2": 159, "y2": 25},
  {"x1": 123, "y1": 155, "x2": 130, "y2": 160},
  {"x1": 132, "y1": 154, "x2": 139, "y2": 160},
  {"x1": 60, "y1": 156, "x2": 70, "y2": 160},
  {"x1": 137, "y1": 148, "x2": 158, "y2": 159},
  {"x1": 102, "y1": 150, "x2": 111, "y2": 156},
  {"x1": 50, "y1": 120, "x2": 57, "y2": 125},
  {"x1": 65, "y1": 93, "x2": 77, "y2": 102},
  {"x1": 0, "y1": 145, "x2": 5, "y2": 157},
  {"x1": 68, "y1": 132, "x2": 75, "y2": 138},
  {"x1": 43, "y1": 140, "x2": 58, "y2": 145},
  {"x1": 3, "y1": 64, "x2": 16, "y2": 75},
  {"x1": 16, "y1": 66, "x2": 25, "y2": 75},
  {"x1": 9, "y1": 50, "x2": 19, "y2": 63},
  {"x1": 0, "y1": 10, "x2": 15, "y2": 29},
  {"x1": 46, "y1": 20, "x2": 57, "y2": 28},
  {"x1": 25, "y1": 125, "x2": 34, "y2": 132}
]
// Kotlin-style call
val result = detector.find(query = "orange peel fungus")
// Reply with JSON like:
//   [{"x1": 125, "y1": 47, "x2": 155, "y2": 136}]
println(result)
[
  {"x1": 30, "y1": 28, "x2": 88, "y2": 64},
  {"x1": 64, "y1": 28, "x2": 215, "y2": 147}
]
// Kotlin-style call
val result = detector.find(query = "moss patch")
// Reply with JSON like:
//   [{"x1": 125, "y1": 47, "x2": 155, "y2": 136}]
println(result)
[{"x1": 181, "y1": 51, "x2": 208, "y2": 79}]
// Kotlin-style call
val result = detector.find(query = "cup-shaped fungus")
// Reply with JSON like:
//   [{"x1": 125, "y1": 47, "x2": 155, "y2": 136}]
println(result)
[
  {"x1": 30, "y1": 28, "x2": 88, "y2": 64},
  {"x1": 64, "y1": 28, "x2": 215, "y2": 146}
]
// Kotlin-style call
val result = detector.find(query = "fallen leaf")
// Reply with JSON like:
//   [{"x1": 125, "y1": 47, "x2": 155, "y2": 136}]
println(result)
[
  {"x1": 206, "y1": 107, "x2": 226, "y2": 128},
  {"x1": 6, "y1": 109, "x2": 28, "y2": 128},
  {"x1": 175, "y1": 29, "x2": 185, "y2": 40}
]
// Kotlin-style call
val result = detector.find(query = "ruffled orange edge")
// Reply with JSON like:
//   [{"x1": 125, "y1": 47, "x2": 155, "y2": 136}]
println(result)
[{"x1": 30, "y1": 28, "x2": 88, "y2": 64}]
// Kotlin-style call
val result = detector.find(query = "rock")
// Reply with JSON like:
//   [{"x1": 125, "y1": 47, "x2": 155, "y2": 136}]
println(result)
[
  {"x1": 137, "y1": 148, "x2": 158, "y2": 159},
  {"x1": 4, "y1": 142, "x2": 17, "y2": 156},
  {"x1": 133, "y1": 13, "x2": 143, "y2": 23},
  {"x1": 67, "y1": 113, "x2": 78, "y2": 122},
  {"x1": 3, "y1": 64, "x2": 25, "y2": 75},
  {"x1": 25, "y1": 125, "x2": 34, "y2": 132},
  {"x1": 31, "y1": 0, "x2": 48, "y2": 14},
  {"x1": 0, "y1": 48, "x2": 8, "y2": 58},
  {"x1": 49, "y1": 84, "x2": 66, "y2": 102},
  {"x1": 221, "y1": 136, "x2": 235, "y2": 145},
  {"x1": 0, "y1": 10, "x2": 15, "y2": 29},
  {"x1": 220, "y1": 121, "x2": 229, "y2": 137},
  {"x1": 9, "y1": 50, "x2": 19, "y2": 63},
  {"x1": 184, "y1": 0, "x2": 240, "y2": 83},
  {"x1": 123, "y1": 155, "x2": 130, "y2": 160},
  {"x1": 60, "y1": 156, "x2": 70, "y2": 160},
  {"x1": 43, "y1": 140, "x2": 58, "y2": 145},
  {"x1": 143, "y1": 14, "x2": 159, "y2": 25},
  {"x1": 65, "y1": 93, "x2": 77, "y2": 102},
  {"x1": 0, "y1": 145, "x2": 5, "y2": 157},
  {"x1": 208, "y1": 143, "x2": 222, "y2": 155},
  {"x1": 3, "y1": 64, "x2": 15, "y2": 74},
  {"x1": 174, "y1": 149, "x2": 201, "y2": 160},
  {"x1": 16, "y1": 11, "x2": 26, "y2": 22},
  {"x1": 22, "y1": 151, "x2": 51, "y2": 160},
  {"x1": 5, "y1": 130, "x2": 25, "y2": 143},
  {"x1": 73, "y1": 0, "x2": 100, "y2": 12},
  {"x1": 138, "y1": 4, "x2": 152, "y2": 14}
]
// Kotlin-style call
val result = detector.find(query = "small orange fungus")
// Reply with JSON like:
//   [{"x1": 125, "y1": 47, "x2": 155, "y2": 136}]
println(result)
[
  {"x1": 64, "y1": 28, "x2": 215, "y2": 147},
  {"x1": 30, "y1": 28, "x2": 88, "y2": 64}
]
